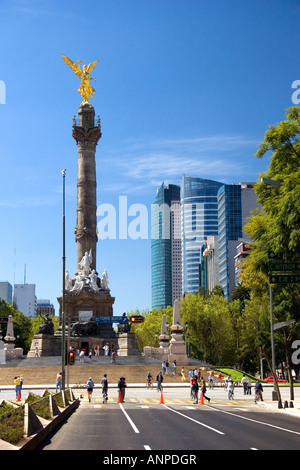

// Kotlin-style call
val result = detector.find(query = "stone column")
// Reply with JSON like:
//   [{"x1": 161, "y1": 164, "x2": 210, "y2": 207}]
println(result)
[
  {"x1": 168, "y1": 300, "x2": 188, "y2": 365},
  {"x1": 72, "y1": 103, "x2": 101, "y2": 274}
]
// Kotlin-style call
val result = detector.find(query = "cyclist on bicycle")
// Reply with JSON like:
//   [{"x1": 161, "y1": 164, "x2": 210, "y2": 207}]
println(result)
[
  {"x1": 146, "y1": 372, "x2": 153, "y2": 387},
  {"x1": 254, "y1": 380, "x2": 263, "y2": 403},
  {"x1": 228, "y1": 379, "x2": 234, "y2": 400}
]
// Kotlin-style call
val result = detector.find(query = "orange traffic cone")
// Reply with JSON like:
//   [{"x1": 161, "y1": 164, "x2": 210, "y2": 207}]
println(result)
[
  {"x1": 200, "y1": 394, "x2": 204, "y2": 405},
  {"x1": 118, "y1": 391, "x2": 122, "y2": 403},
  {"x1": 17, "y1": 390, "x2": 21, "y2": 401},
  {"x1": 160, "y1": 391, "x2": 164, "y2": 404}
]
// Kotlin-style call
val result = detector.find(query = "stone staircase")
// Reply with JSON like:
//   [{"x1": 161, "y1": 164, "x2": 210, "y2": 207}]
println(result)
[{"x1": 0, "y1": 356, "x2": 211, "y2": 386}]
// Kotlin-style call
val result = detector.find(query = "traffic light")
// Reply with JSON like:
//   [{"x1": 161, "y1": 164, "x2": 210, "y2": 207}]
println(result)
[
  {"x1": 68, "y1": 350, "x2": 75, "y2": 365},
  {"x1": 129, "y1": 315, "x2": 144, "y2": 323}
]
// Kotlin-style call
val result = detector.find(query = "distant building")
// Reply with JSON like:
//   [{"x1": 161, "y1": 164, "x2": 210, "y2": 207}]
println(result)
[
  {"x1": 151, "y1": 183, "x2": 182, "y2": 309},
  {"x1": 13, "y1": 284, "x2": 37, "y2": 317},
  {"x1": 234, "y1": 242, "x2": 251, "y2": 285},
  {"x1": 0, "y1": 281, "x2": 13, "y2": 305},
  {"x1": 201, "y1": 235, "x2": 220, "y2": 293},
  {"x1": 217, "y1": 183, "x2": 260, "y2": 298},
  {"x1": 181, "y1": 176, "x2": 223, "y2": 296},
  {"x1": 36, "y1": 299, "x2": 55, "y2": 317}
]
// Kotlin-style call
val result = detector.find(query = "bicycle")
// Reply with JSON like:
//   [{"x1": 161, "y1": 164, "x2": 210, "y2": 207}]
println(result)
[
  {"x1": 146, "y1": 379, "x2": 153, "y2": 390},
  {"x1": 254, "y1": 389, "x2": 263, "y2": 404}
]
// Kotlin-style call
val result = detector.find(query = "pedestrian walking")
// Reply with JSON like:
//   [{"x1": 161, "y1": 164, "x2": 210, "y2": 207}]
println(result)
[
  {"x1": 156, "y1": 371, "x2": 164, "y2": 392},
  {"x1": 165, "y1": 360, "x2": 170, "y2": 374},
  {"x1": 208, "y1": 372, "x2": 214, "y2": 390},
  {"x1": 34, "y1": 347, "x2": 39, "y2": 357},
  {"x1": 56, "y1": 372, "x2": 62, "y2": 393},
  {"x1": 79, "y1": 350, "x2": 85, "y2": 362},
  {"x1": 247, "y1": 378, "x2": 252, "y2": 395},
  {"x1": 14, "y1": 376, "x2": 21, "y2": 400},
  {"x1": 20, "y1": 374, "x2": 23, "y2": 390},
  {"x1": 172, "y1": 360, "x2": 177, "y2": 376},
  {"x1": 181, "y1": 367, "x2": 186, "y2": 381},
  {"x1": 200, "y1": 376, "x2": 210, "y2": 403},
  {"x1": 86, "y1": 377, "x2": 94, "y2": 402},
  {"x1": 101, "y1": 374, "x2": 109, "y2": 403},
  {"x1": 191, "y1": 377, "x2": 199, "y2": 404},
  {"x1": 241, "y1": 375, "x2": 248, "y2": 395},
  {"x1": 111, "y1": 350, "x2": 116, "y2": 364},
  {"x1": 117, "y1": 376, "x2": 127, "y2": 402},
  {"x1": 162, "y1": 361, "x2": 166, "y2": 374}
]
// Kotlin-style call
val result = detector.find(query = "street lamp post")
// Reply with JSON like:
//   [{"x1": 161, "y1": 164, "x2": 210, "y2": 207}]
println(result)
[
  {"x1": 269, "y1": 285, "x2": 278, "y2": 401},
  {"x1": 261, "y1": 176, "x2": 282, "y2": 401},
  {"x1": 61, "y1": 169, "x2": 66, "y2": 390}
]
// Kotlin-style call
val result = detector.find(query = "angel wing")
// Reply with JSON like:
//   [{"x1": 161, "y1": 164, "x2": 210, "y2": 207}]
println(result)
[
  {"x1": 87, "y1": 60, "x2": 99, "y2": 73},
  {"x1": 62, "y1": 54, "x2": 84, "y2": 79}
]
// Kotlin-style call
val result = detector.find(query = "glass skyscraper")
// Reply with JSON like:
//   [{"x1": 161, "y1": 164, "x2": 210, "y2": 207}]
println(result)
[
  {"x1": 181, "y1": 176, "x2": 223, "y2": 295},
  {"x1": 217, "y1": 184, "x2": 242, "y2": 298},
  {"x1": 151, "y1": 183, "x2": 181, "y2": 309},
  {"x1": 217, "y1": 182, "x2": 259, "y2": 298}
]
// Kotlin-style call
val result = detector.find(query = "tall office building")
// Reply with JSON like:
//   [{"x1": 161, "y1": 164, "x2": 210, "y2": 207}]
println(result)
[
  {"x1": 181, "y1": 176, "x2": 223, "y2": 295},
  {"x1": 151, "y1": 183, "x2": 181, "y2": 309},
  {"x1": 13, "y1": 284, "x2": 37, "y2": 317},
  {"x1": 0, "y1": 281, "x2": 13, "y2": 305},
  {"x1": 37, "y1": 299, "x2": 55, "y2": 316},
  {"x1": 217, "y1": 182, "x2": 259, "y2": 298}
]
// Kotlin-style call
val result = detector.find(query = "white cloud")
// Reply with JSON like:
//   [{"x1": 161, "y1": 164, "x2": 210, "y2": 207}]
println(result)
[{"x1": 101, "y1": 133, "x2": 259, "y2": 192}]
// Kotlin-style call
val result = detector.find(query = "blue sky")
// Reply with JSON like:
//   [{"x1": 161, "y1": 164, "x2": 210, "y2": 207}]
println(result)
[{"x1": 0, "y1": 0, "x2": 299, "y2": 317}]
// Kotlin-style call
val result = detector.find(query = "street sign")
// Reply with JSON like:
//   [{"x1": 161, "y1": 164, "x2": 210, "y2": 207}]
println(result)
[
  {"x1": 269, "y1": 274, "x2": 300, "y2": 284},
  {"x1": 268, "y1": 261, "x2": 300, "y2": 272},
  {"x1": 273, "y1": 319, "x2": 296, "y2": 331},
  {"x1": 94, "y1": 315, "x2": 128, "y2": 324}
]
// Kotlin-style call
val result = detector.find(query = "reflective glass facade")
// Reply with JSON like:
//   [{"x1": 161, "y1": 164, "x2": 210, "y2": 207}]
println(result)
[
  {"x1": 217, "y1": 184, "x2": 242, "y2": 298},
  {"x1": 151, "y1": 183, "x2": 181, "y2": 309},
  {"x1": 181, "y1": 176, "x2": 223, "y2": 295}
]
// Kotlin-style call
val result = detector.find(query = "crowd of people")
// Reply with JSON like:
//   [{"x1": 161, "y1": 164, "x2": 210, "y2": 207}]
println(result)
[{"x1": 12, "y1": 360, "x2": 265, "y2": 406}]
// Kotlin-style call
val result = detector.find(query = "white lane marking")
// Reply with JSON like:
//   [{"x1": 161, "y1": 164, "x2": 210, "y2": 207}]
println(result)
[
  {"x1": 210, "y1": 406, "x2": 300, "y2": 435},
  {"x1": 144, "y1": 445, "x2": 151, "y2": 450},
  {"x1": 119, "y1": 403, "x2": 140, "y2": 434},
  {"x1": 163, "y1": 404, "x2": 224, "y2": 435}
]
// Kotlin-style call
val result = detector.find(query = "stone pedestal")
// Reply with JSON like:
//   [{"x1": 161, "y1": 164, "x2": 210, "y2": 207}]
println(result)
[
  {"x1": 168, "y1": 300, "x2": 188, "y2": 365},
  {"x1": 27, "y1": 334, "x2": 57, "y2": 357},
  {"x1": 168, "y1": 329, "x2": 188, "y2": 365},
  {"x1": 117, "y1": 332, "x2": 140, "y2": 356},
  {"x1": 143, "y1": 300, "x2": 188, "y2": 365}
]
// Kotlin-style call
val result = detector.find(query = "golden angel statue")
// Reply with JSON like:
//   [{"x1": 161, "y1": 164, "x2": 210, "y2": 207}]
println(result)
[{"x1": 63, "y1": 54, "x2": 99, "y2": 105}]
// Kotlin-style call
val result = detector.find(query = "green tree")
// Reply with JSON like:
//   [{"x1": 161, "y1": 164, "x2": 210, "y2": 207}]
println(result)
[
  {"x1": 180, "y1": 292, "x2": 236, "y2": 365},
  {"x1": 243, "y1": 106, "x2": 300, "y2": 397},
  {"x1": 254, "y1": 106, "x2": 300, "y2": 260},
  {"x1": 128, "y1": 307, "x2": 173, "y2": 352}
]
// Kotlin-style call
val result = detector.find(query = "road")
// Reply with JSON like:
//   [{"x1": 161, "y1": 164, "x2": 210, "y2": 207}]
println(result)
[{"x1": 36, "y1": 386, "x2": 300, "y2": 451}]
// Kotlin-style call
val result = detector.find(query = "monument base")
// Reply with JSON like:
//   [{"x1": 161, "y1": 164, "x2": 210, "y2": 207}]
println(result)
[
  {"x1": 27, "y1": 331, "x2": 141, "y2": 357},
  {"x1": 27, "y1": 334, "x2": 59, "y2": 357},
  {"x1": 117, "y1": 332, "x2": 140, "y2": 356}
]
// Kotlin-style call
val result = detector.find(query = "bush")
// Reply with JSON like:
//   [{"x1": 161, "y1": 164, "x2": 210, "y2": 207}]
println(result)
[{"x1": 0, "y1": 404, "x2": 24, "y2": 444}]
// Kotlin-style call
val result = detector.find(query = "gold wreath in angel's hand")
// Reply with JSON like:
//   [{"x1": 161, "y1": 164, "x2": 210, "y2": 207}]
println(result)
[{"x1": 63, "y1": 54, "x2": 99, "y2": 104}]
